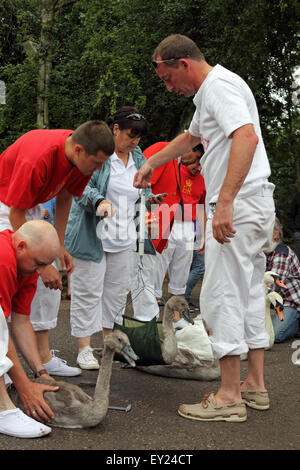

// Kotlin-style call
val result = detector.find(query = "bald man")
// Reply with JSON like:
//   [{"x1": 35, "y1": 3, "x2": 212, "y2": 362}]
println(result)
[
  {"x1": 0, "y1": 121, "x2": 114, "y2": 378},
  {"x1": 0, "y1": 220, "x2": 61, "y2": 438}
]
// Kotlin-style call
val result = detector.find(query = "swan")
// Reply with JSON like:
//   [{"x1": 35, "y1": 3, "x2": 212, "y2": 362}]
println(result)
[
  {"x1": 264, "y1": 271, "x2": 286, "y2": 290},
  {"x1": 241, "y1": 271, "x2": 286, "y2": 359},
  {"x1": 265, "y1": 289, "x2": 284, "y2": 350},
  {"x1": 10, "y1": 330, "x2": 138, "y2": 429},
  {"x1": 264, "y1": 271, "x2": 286, "y2": 350},
  {"x1": 136, "y1": 296, "x2": 220, "y2": 381}
]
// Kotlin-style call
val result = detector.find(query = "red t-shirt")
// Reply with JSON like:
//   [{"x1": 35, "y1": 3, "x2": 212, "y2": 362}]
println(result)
[
  {"x1": 180, "y1": 164, "x2": 206, "y2": 221},
  {"x1": 0, "y1": 129, "x2": 92, "y2": 209},
  {"x1": 143, "y1": 142, "x2": 181, "y2": 253},
  {"x1": 0, "y1": 230, "x2": 38, "y2": 318}
]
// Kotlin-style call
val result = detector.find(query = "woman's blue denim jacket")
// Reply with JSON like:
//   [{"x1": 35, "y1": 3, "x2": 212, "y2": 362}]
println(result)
[{"x1": 65, "y1": 146, "x2": 156, "y2": 262}]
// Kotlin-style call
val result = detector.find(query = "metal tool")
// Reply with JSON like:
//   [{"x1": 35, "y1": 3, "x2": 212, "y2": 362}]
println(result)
[
  {"x1": 108, "y1": 403, "x2": 132, "y2": 412},
  {"x1": 138, "y1": 189, "x2": 146, "y2": 257}
]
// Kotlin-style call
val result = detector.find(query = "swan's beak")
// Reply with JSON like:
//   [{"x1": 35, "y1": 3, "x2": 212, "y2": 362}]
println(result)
[
  {"x1": 121, "y1": 344, "x2": 139, "y2": 367},
  {"x1": 182, "y1": 307, "x2": 194, "y2": 325},
  {"x1": 274, "y1": 276, "x2": 287, "y2": 289},
  {"x1": 275, "y1": 301, "x2": 285, "y2": 321}
]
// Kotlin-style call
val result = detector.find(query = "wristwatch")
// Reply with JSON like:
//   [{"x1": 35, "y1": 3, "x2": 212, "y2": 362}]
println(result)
[{"x1": 34, "y1": 368, "x2": 48, "y2": 378}]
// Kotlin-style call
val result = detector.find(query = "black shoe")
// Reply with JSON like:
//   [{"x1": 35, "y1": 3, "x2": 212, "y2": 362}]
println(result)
[{"x1": 188, "y1": 302, "x2": 199, "y2": 312}]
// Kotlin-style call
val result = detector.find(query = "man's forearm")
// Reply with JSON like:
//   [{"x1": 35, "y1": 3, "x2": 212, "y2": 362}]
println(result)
[
  {"x1": 149, "y1": 132, "x2": 201, "y2": 170},
  {"x1": 7, "y1": 335, "x2": 33, "y2": 391},
  {"x1": 55, "y1": 189, "x2": 72, "y2": 245},
  {"x1": 9, "y1": 207, "x2": 27, "y2": 231},
  {"x1": 10, "y1": 314, "x2": 45, "y2": 375},
  {"x1": 217, "y1": 124, "x2": 258, "y2": 204}
]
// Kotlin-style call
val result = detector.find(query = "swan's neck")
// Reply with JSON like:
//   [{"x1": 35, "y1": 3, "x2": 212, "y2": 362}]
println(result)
[
  {"x1": 162, "y1": 307, "x2": 177, "y2": 363},
  {"x1": 265, "y1": 301, "x2": 274, "y2": 345},
  {"x1": 93, "y1": 347, "x2": 114, "y2": 403}
]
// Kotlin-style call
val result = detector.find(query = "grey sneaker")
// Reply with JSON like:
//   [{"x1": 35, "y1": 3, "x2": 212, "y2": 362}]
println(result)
[
  {"x1": 77, "y1": 346, "x2": 99, "y2": 370},
  {"x1": 44, "y1": 350, "x2": 82, "y2": 377}
]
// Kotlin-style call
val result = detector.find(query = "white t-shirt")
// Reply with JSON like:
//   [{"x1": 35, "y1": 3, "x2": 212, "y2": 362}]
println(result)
[
  {"x1": 189, "y1": 64, "x2": 272, "y2": 206},
  {"x1": 101, "y1": 152, "x2": 139, "y2": 252}
]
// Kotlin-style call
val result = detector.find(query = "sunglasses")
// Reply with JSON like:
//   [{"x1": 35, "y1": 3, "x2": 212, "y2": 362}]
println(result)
[
  {"x1": 124, "y1": 113, "x2": 146, "y2": 121},
  {"x1": 181, "y1": 158, "x2": 201, "y2": 167},
  {"x1": 151, "y1": 57, "x2": 188, "y2": 69}
]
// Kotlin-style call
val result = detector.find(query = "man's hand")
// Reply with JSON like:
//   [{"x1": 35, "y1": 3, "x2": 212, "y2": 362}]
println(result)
[
  {"x1": 96, "y1": 200, "x2": 116, "y2": 218},
  {"x1": 212, "y1": 201, "x2": 236, "y2": 244},
  {"x1": 19, "y1": 379, "x2": 59, "y2": 424},
  {"x1": 60, "y1": 246, "x2": 74, "y2": 274},
  {"x1": 147, "y1": 193, "x2": 167, "y2": 205},
  {"x1": 40, "y1": 265, "x2": 63, "y2": 290},
  {"x1": 133, "y1": 161, "x2": 154, "y2": 188}
]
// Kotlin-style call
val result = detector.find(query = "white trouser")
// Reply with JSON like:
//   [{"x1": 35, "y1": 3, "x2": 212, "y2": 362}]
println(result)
[
  {"x1": 0, "y1": 306, "x2": 13, "y2": 376},
  {"x1": 0, "y1": 201, "x2": 60, "y2": 331},
  {"x1": 130, "y1": 254, "x2": 159, "y2": 321},
  {"x1": 30, "y1": 271, "x2": 61, "y2": 331},
  {"x1": 70, "y1": 247, "x2": 135, "y2": 336},
  {"x1": 200, "y1": 186, "x2": 275, "y2": 360},
  {"x1": 0, "y1": 201, "x2": 45, "y2": 230},
  {"x1": 70, "y1": 257, "x2": 104, "y2": 338},
  {"x1": 154, "y1": 219, "x2": 194, "y2": 298}
]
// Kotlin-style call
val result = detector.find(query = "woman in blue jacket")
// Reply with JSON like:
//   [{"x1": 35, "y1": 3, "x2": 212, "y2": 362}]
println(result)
[{"x1": 65, "y1": 107, "x2": 162, "y2": 370}]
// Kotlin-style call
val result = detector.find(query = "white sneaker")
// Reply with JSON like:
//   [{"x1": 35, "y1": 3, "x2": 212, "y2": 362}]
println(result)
[
  {"x1": 77, "y1": 346, "x2": 99, "y2": 370},
  {"x1": 44, "y1": 350, "x2": 82, "y2": 377},
  {"x1": 0, "y1": 409, "x2": 51, "y2": 438},
  {"x1": 4, "y1": 373, "x2": 12, "y2": 387}
]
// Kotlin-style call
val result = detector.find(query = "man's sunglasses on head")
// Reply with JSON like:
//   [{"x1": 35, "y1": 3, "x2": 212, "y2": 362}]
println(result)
[
  {"x1": 124, "y1": 113, "x2": 146, "y2": 121},
  {"x1": 151, "y1": 56, "x2": 188, "y2": 69}
]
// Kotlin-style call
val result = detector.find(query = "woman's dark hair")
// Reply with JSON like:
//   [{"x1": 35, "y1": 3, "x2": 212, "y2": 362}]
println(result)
[{"x1": 106, "y1": 106, "x2": 148, "y2": 137}]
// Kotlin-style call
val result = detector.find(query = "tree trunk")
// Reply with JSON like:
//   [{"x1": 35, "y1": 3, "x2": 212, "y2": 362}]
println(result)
[{"x1": 37, "y1": 0, "x2": 55, "y2": 129}]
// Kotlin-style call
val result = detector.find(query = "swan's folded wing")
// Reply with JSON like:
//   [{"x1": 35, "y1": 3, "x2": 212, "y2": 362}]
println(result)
[{"x1": 174, "y1": 316, "x2": 214, "y2": 362}]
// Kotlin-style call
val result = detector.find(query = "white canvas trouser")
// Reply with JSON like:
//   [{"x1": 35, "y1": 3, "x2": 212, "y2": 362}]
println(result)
[
  {"x1": 70, "y1": 247, "x2": 135, "y2": 336},
  {"x1": 0, "y1": 306, "x2": 13, "y2": 376},
  {"x1": 200, "y1": 185, "x2": 275, "y2": 360},
  {"x1": 30, "y1": 271, "x2": 61, "y2": 331},
  {"x1": 70, "y1": 257, "x2": 105, "y2": 338},
  {"x1": 0, "y1": 201, "x2": 60, "y2": 332},
  {"x1": 154, "y1": 219, "x2": 194, "y2": 298},
  {"x1": 130, "y1": 253, "x2": 159, "y2": 321}
]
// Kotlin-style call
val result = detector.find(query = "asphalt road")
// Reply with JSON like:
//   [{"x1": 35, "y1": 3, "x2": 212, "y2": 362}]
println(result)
[{"x1": 1, "y1": 280, "x2": 300, "y2": 458}]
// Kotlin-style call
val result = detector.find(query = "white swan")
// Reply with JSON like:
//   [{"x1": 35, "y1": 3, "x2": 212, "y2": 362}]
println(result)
[
  {"x1": 265, "y1": 289, "x2": 284, "y2": 349},
  {"x1": 264, "y1": 271, "x2": 286, "y2": 350},
  {"x1": 137, "y1": 296, "x2": 220, "y2": 381},
  {"x1": 240, "y1": 271, "x2": 286, "y2": 360},
  {"x1": 10, "y1": 330, "x2": 138, "y2": 429}
]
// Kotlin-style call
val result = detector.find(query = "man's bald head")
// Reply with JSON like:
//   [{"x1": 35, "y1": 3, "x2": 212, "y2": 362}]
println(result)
[{"x1": 13, "y1": 220, "x2": 61, "y2": 275}]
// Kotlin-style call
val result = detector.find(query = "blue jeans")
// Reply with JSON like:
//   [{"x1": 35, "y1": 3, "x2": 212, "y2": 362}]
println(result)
[
  {"x1": 184, "y1": 250, "x2": 205, "y2": 302},
  {"x1": 272, "y1": 306, "x2": 300, "y2": 343}
]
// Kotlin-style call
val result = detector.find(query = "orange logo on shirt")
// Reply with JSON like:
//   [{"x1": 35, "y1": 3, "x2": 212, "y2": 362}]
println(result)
[
  {"x1": 182, "y1": 179, "x2": 193, "y2": 195},
  {"x1": 46, "y1": 180, "x2": 66, "y2": 201}
]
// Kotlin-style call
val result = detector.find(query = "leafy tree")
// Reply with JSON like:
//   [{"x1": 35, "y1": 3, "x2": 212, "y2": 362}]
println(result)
[{"x1": 0, "y1": 0, "x2": 299, "y2": 235}]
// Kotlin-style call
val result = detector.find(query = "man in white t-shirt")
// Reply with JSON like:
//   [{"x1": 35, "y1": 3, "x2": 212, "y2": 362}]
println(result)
[{"x1": 134, "y1": 34, "x2": 275, "y2": 423}]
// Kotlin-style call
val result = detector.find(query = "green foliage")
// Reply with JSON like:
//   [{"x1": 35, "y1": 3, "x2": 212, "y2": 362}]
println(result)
[{"x1": 0, "y1": 0, "x2": 299, "y2": 235}]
